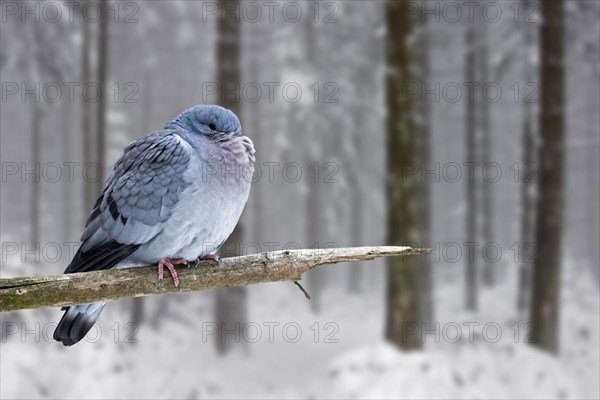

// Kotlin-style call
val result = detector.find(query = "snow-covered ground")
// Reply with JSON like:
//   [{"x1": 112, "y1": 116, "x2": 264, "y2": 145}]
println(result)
[
  {"x1": 308, "y1": 257, "x2": 599, "y2": 400},
  {"x1": 1, "y1": 257, "x2": 598, "y2": 399}
]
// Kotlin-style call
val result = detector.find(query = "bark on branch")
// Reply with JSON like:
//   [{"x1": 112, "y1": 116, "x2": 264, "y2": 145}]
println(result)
[{"x1": 0, "y1": 246, "x2": 429, "y2": 312}]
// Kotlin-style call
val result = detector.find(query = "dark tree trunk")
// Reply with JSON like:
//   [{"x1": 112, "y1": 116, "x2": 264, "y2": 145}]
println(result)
[
  {"x1": 61, "y1": 101, "x2": 73, "y2": 243},
  {"x1": 82, "y1": 12, "x2": 95, "y2": 218},
  {"x1": 30, "y1": 105, "x2": 42, "y2": 246},
  {"x1": 529, "y1": 0, "x2": 565, "y2": 354},
  {"x1": 214, "y1": 0, "x2": 247, "y2": 355},
  {"x1": 248, "y1": 24, "x2": 262, "y2": 243},
  {"x1": 130, "y1": 297, "x2": 144, "y2": 335},
  {"x1": 464, "y1": 17, "x2": 479, "y2": 311},
  {"x1": 479, "y1": 17, "x2": 494, "y2": 287},
  {"x1": 347, "y1": 162, "x2": 363, "y2": 294},
  {"x1": 385, "y1": 0, "x2": 421, "y2": 350},
  {"x1": 518, "y1": 14, "x2": 538, "y2": 314},
  {"x1": 518, "y1": 110, "x2": 537, "y2": 313},
  {"x1": 303, "y1": 9, "x2": 325, "y2": 311},
  {"x1": 587, "y1": 51, "x2": 600, "y2": 285},
  {"x1": 28, "y1": 26, "x2": 45, "y2": 247},
  {"x1": 96, "y1": 0, "x2": 109, "y2": 197},
  {"x1": 415, "y1": 8, "x2": 434, "y2": 329}
]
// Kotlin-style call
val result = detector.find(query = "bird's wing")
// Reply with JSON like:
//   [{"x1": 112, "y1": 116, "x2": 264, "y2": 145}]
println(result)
[{"x1": 65, "y1": 132, "x2": 192, "y2": 273}]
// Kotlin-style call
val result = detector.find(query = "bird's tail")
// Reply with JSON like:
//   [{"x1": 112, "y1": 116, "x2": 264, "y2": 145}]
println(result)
[{"x1": 53, "y1": 302, "x2": 106, "y2": 346}]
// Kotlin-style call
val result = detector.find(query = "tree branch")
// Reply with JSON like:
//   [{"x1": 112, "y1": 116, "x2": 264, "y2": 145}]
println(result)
[{"x1": 0, "y1": 246, "x2": 430, "y2": 312}]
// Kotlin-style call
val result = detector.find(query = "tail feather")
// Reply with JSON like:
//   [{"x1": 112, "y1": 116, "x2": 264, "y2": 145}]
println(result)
[
  {"x1": 53, "y1": 303, "x2": 106, "y2": 346},
  {"x1": 54, "y1": 241, "x2": 139, "y2": 346}
]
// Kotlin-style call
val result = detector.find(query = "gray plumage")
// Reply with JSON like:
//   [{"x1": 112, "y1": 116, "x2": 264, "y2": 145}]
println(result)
[{"x1": 54, "y1": 105, "x2": 255, "y2": 346}]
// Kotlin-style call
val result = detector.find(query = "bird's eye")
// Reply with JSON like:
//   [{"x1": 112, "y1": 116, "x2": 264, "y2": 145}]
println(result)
[{"x1": 208, "y1": 123, "x2": 216, "y2": 131}]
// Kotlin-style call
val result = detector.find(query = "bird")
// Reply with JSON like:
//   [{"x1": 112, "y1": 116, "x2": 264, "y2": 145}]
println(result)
[{"x1": 53, "y1": 104, "x2": 255, "y2": 346}]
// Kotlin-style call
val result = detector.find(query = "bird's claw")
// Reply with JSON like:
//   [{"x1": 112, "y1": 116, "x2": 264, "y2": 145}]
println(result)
[
  {"x1": 203, "y1": 254, "x2": 221, "y2": 264},
  {"x1": 157, "y1": 258, "x2": 184, "y2": 289},
  {"x1": 192, "y1": 254, "x2": 221, "y2": 267}
]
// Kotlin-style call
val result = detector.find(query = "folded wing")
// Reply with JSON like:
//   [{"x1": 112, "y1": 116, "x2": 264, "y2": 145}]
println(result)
[{"x1": 65, "y1": 132, "x2": 191, "y2": 273}]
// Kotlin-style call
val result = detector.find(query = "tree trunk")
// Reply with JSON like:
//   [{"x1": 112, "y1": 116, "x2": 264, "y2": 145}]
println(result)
[
  {"x1": 61, "y1": 100, "x2": 73, "y2": 244},
  {"x1": 130, "y1": 297, "x2": 144, "y2": 333},
  {"x1": 347, "y1": 74, "x2": 365, "y2": 293},
  {"x1": 248, "y1": 23, "x2": 262, "y2": 243},
  {"x1": 347, "y1": 170, "x2": 363, "y2": 293},
  {"x1": 587, "y1": 50, "x2": 600, "y2": 285},
  {"x1": 30, "y1": 104, "x2": 42, "y2": 246},
  {"x1": 479, "y1": 14, "x2": 494, "y2": 287},
  {"x1": 464, "y1": 17, "x2": 479, "y2": 311},
  {"x1": 96, "y1": 0, "x2": 109, "y2": 197},
  {"x1": 306, "y1": 179, "x2": 323, "y2": 311},
  {"x1": 415, "y1": 8, "x2": 434, "y2": 329},
  {"x1": 385, "y1": 0, "x2": 421, "y2": 350},
  {"x1": 529, "y1": 0, "x2": 565, "y2": 353},
  {"x1": 303, "y1": 10, "x2": 325, "y2": 311},
  {"x1": 518, "y1": 15, "x2": 538, "y2": 314},
  {"x1": 214, "y1": 0, "x2": 247, "y2": 355},
  {"x1": 518, "y1": 110, "x2": 536, "y2": 313},
  {"x1": 82, "y1": 12, "x2": 95, "y2": 219}
]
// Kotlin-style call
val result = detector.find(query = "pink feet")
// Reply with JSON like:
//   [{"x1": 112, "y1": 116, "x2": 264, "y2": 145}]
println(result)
[
  {"x1": 157, "y1": 255, "x2": 221, "y2": 287},
  {"x1": 157, "y1": 258, "x2": 187, "y2": 289}
]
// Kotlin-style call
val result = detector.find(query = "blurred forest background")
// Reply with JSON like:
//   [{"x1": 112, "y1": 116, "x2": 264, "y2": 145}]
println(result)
[{"x1": 1, "y1": 0, "x2": 599, "y2": 399}]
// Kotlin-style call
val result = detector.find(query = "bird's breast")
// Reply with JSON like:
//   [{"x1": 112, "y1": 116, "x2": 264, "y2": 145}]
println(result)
[
  {"x1": 199, "y1": 135, "x2": 255, "y2": 188},
  {"x1": 163, "y1": 135, "x2": 254, "y2": 259}
]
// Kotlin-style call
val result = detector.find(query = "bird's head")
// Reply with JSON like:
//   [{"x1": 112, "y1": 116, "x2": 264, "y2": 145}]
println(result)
[{"x1": 166, "y1": 105, "x2": 241, "y2": 137}]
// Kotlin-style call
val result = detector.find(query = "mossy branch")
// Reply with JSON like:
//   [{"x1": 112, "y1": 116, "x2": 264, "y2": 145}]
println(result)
[{"x1": 0, "y1": 246, "x2": 430, "y2": 312}]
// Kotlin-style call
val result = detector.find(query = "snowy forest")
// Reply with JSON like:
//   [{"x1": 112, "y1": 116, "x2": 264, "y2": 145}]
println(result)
[{"x1": 1, "y1": 0, "x2": 599, "y2": 398}]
